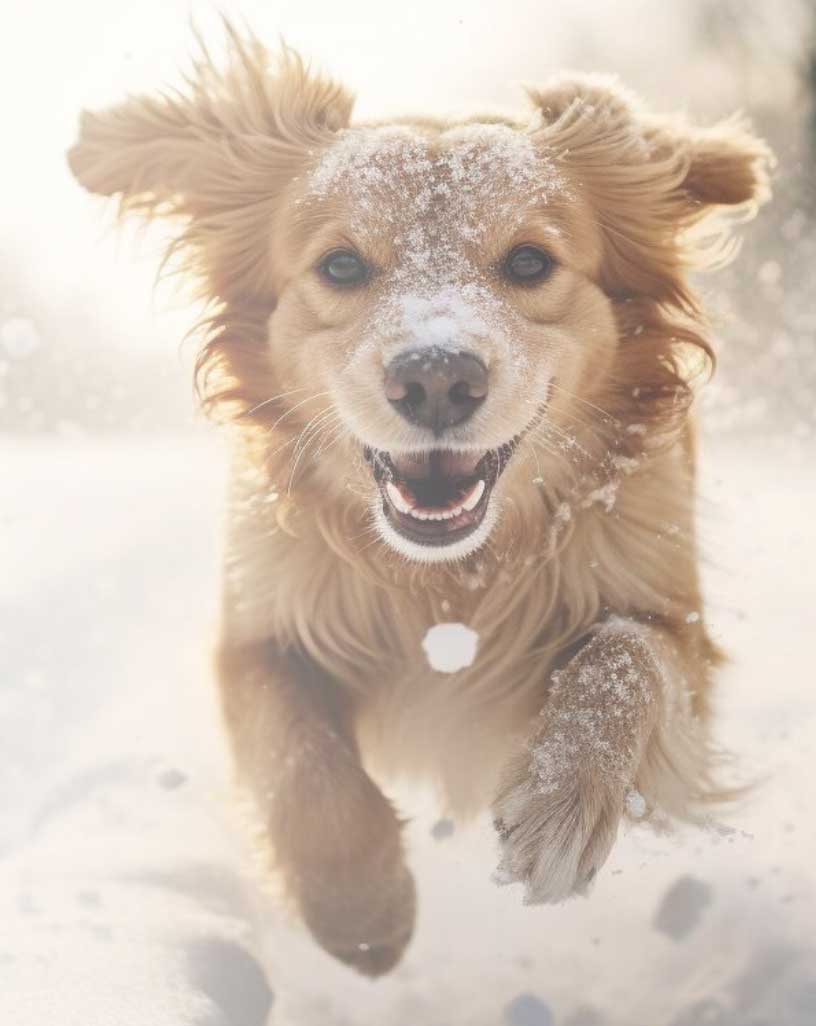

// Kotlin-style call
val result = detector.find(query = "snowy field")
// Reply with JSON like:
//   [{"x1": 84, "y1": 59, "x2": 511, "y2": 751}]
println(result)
[{"x1": 1, "y1": 432, "x2": 814, "y2": 1026}]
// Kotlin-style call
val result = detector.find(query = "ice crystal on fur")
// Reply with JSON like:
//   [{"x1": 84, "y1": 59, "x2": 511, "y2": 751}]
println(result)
[
  {"x1": 307, "y1": 123, "x2": 565, "y2": 231},
  {"x1": 395, "y1": 288, "x2": 492, "y2": 348},
  {"x1": 555, "y1": 502, "x2": 572, "y2": 523},
  {"x1": 531, "y1": 620, "x2": 656, "y2": 793},
  {"x1": 581, "y1": 480, "x2": 620, "y2": 513}
]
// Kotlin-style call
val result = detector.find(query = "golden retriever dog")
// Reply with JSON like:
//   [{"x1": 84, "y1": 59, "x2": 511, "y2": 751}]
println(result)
[{"x1": 68, "y1": 26, "x2": 771, "y2": 977}]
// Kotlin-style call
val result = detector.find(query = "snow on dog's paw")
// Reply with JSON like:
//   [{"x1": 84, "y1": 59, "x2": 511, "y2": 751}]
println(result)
[{"x1": 492, "y1": 770, "x2": 623, "y2": 904}]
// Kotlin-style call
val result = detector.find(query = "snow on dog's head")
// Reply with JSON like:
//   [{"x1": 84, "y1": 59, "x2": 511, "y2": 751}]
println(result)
[{"x1": 68, "y1": 26, "x2": 771, "y2": 564}]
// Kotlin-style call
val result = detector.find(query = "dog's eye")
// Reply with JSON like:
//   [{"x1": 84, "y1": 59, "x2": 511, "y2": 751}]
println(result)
[
  {"x1": 504, "y1": 245, "x2": 555, "y2": 285},
  {"x1": 318, "y1": 249, "x2": 369, "y2": 287}
]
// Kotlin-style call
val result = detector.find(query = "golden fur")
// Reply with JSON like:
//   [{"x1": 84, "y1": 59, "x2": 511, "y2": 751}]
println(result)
[{"x1": 68, "y1": 25, "x2": 771, "y2": 977}]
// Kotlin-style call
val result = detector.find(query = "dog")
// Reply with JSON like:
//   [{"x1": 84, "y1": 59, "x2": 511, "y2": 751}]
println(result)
[{"x1": 68, "y1": 24, "x2": 771, "y2": 977}]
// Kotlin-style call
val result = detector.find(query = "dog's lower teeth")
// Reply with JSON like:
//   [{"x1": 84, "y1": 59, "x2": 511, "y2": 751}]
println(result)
[
  {"x1": 407, "y1": 501, "x2": 470, "y2": 522},
  {"x1": 461, "y1": 479, "x2": 485, "y2": 511},
  {"x1": 385, "y1": 481, "x2": 414, "y2": 514}
]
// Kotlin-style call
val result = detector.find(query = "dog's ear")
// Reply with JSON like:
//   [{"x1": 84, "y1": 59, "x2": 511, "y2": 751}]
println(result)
[
  {"x1": 669, "y1": 120, "x2": 772, "y2": 208},
  {"x1": 527, "y1": 74, "x2": 772, "y2": 307},
  {"x1": 528, "y1": 73, "x2": 771, "y2": 212},
  {"x1": 68, "y1": 28, "x2": 353, "y2": 215},
  {"x1": 67, "y1": 25, "x2": 353, "y2": 298}
]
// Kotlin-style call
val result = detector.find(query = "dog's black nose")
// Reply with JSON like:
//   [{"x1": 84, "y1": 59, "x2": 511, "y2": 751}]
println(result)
[{"x1": 384, "y1": 347, "x2": 488, "y2": 433}]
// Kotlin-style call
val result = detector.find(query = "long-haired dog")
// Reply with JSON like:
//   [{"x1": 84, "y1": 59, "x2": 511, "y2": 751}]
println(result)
[{"x1": 68, "y1": 26, "x2": 771, "y2": 976}]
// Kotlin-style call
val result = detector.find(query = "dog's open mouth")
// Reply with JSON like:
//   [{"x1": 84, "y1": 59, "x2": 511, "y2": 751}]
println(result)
[{"x1": 364, "y1": 443, "x2": 516, "y2": 548}]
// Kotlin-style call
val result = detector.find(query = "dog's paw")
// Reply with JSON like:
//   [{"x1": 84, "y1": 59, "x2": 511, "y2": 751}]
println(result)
[
  {"x1": 295, "y1": 859, "x2": 416, "y2": 977},
  {"x1": 492, "y1": 768, "x2": 624, "y2": 904}
]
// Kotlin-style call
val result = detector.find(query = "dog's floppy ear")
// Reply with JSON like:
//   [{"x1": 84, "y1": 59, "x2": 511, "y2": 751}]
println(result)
[
  {"x1": 67, "y1": 25, "x2": 353, "y2": 298},
  {"x1": 527, "y1": 74, "x2": 772, "y2": 306},
  {"x1": 528, "y1": 73, "x2": 771, "y2": 212},
  {"x1": 670, "y1": 120, "x2": 772, "y2": 208},
  {"x1": 68, "y1": 27, "x2": 353, "y2": 216}
]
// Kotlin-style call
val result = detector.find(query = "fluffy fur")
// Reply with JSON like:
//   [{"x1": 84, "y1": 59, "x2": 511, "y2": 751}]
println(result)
[{"x1": 68, "y1": 24, "x2": 771, "y2": 977}]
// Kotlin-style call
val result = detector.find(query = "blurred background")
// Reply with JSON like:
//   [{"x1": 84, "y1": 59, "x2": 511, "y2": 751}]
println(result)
[{"x1": 2, "y1": 4, "x2": 815, "y2": 1026}]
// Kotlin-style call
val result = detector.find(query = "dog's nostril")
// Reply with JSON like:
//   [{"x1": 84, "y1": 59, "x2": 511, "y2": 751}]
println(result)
[
  {"x1": 449, "y1": 379, "x2": 480, "y2": 405},
  {"x1": 404, "y1": 381, "x2": 427, "y2": 408}
]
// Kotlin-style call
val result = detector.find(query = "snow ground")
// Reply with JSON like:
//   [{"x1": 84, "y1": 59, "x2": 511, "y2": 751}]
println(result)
[{"x1": 1, "y1": 433, "x2": 814, "y2": 1026}]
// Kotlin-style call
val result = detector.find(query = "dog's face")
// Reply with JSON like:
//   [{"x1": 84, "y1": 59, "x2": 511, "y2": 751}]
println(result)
[
  {"x1": 269, "y1": 123, "x2": 613, "y2": 560},
  {"x1": 68, "y1": 35, "x2": 770, "y2": 563}
]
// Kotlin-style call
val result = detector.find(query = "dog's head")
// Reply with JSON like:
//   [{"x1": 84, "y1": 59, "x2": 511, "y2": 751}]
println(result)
[{"x1": 69, "y1": 29, "x2": 771, "y2": 563}]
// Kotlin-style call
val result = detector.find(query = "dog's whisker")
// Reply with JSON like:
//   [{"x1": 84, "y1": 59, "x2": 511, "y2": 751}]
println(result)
[
  {"x1": 349, "y1": 521, "x2": 383, "y2": 543},
  {"x1": 266, "y1": 390, "x2": 332, "y2": 435},
  {"x1": 242, "y1": 386, "x2": 311, "y2": 418},
  {"x1": 307, "y1": 409, "x2": 344, "y2": 445},
  {"x1": 528, "y1": 439, "x2": 571, "y2": 477},
  {"x1": 259, "y1": 397, "x2": 338, "y2": 478},
  {"x1": 289, "y1": 406, "x2": 337, "y2": 461},
  {"x1": 547, "y1": 406, "x2": 610, "y2": 449},
  {"x1": 547, "y1": 381, "x2": 618, "y2": 424},
  {"x1": 538, "y1": 420, "x2": 595, "y2": 462},
  {"x1": 356, "y1": 530, "x2": 388, "y2": 556},
  {"x1": 286, "y1": 408, "x2": 340, "y2": 493},
  {"x1": 313, "y1": 422, "x2": 347, "y2": 459},
  {"x1": 285, "y1": 425, "x2": 336, "y2": 491},
  {"x1": 526, "y1": 434, "x2": 544, "y2": 482},
  {"x1": 263, "y1": 432, "x2": 300, "y2": 467}
]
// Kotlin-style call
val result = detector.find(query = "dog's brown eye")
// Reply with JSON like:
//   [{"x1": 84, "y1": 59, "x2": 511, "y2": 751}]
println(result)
[
  {"x1": 504, "y1": 245, "x2": 555, "y2": 285},
  {"x1": 318, "y1": 249, "x2": 368, "y2": 287}
]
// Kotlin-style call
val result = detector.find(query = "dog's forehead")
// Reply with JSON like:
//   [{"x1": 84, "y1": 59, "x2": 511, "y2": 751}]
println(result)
[
  {"x1": 304, "y1": 123, "x2": 568, "y2": 290},
  {"x1": 310, "y1": 122, "x2": 548, "y2": 182},
  {"x1": 306, "y1": 122, "x2": 565, "y2": 212}
]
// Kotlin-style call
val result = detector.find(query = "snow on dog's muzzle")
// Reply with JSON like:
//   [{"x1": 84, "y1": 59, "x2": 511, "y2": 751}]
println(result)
[{"x1": 365, "y1": 445, "x2": 515, "y2": 559}]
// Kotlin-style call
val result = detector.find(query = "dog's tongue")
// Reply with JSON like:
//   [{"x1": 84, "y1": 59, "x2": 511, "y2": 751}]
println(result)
[{"x1": 391, "y1": 450, "x2": 481, "y2": 480}]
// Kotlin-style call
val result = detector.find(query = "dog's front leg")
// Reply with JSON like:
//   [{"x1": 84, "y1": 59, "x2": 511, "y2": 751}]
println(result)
[
  {"x1": 493, "y1": 616, "x2": 711, "y2": 903},
  {"x1": 217, "y1": 640, "x2": 415, "y2": 976}
]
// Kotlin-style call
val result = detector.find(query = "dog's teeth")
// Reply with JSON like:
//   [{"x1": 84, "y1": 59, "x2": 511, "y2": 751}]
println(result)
[
  {"x1": 461, "y1": 479, "x2": 486, "y2": 511},
  {"x1": 396, "y1": 485, "x2": 483, "y2": 524},
  {"x1": 386, "y1": 481, "x2": 415, "y2": 514},
  {"x1": 408, "y1": 504, "x2": 467, "y2": 522}
]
